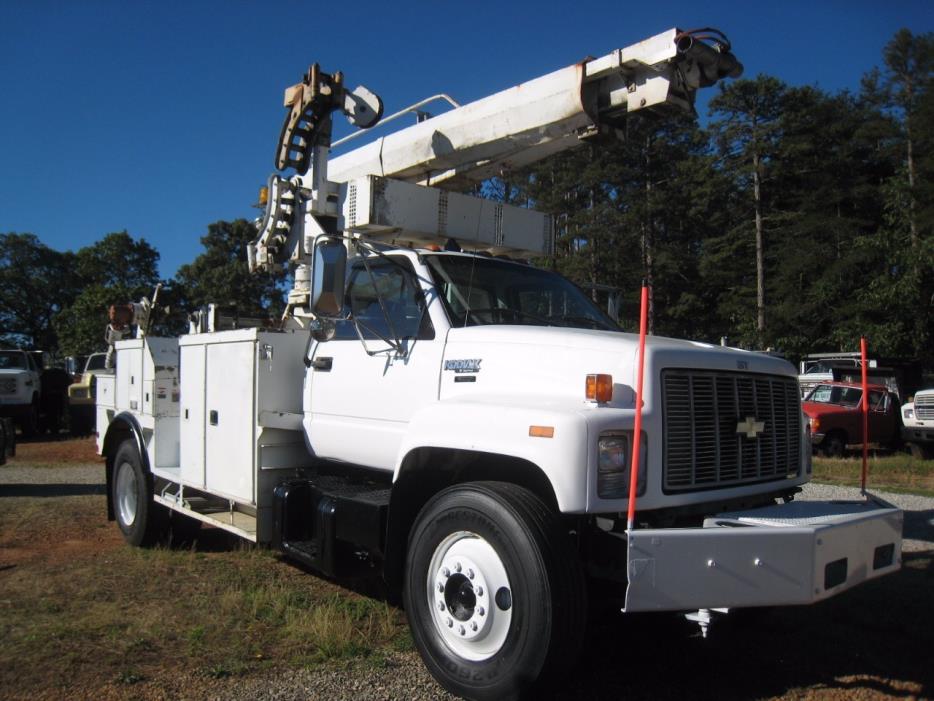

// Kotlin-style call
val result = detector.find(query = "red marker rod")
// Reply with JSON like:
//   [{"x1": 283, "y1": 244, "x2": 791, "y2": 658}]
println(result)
[
  {"x1": 627, "y1": 284, "x2": 649, "y2": 531},
  {"x1": 860, "y1": 337, "x2": 869, "y2": 494}
]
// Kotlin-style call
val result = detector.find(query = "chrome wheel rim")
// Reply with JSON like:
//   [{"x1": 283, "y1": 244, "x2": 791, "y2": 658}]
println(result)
[{"x1": 115, "y1": 460, "x2": 138, "y2": 527}]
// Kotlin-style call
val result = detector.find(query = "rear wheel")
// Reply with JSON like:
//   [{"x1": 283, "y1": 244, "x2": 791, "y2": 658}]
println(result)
[
  {"x1": 112, "y1": 440, "x2": 167, "y2": 546},
  {"x1": 404, "y1": 482, "x2": 586, "y2": 701},
  {"x1": 19, "y1": 400, "x2": 38, "y2": 438}
]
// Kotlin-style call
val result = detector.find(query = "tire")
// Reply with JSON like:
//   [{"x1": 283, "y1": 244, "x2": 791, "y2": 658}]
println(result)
[
  {"x1": 112, "y1": 439, "x2": 168, "y2": 547},
  {"x1": 822, "y1": 431, "x2": 846, "y2": 458},
  {"x1": 19, "y1": 401, "x2": 38, "y2": 439},
  {"x1": 403, "y1": 482, "x2": 586, "y2": 701}
]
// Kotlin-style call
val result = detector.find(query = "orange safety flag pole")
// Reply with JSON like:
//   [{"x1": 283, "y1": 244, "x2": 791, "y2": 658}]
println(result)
[
  {"x1": 627, "y1": 284, "x2": 649, "y2": 531},
  {"x1": 860, "y1": 336, "x2": 869, "y2": 494}
]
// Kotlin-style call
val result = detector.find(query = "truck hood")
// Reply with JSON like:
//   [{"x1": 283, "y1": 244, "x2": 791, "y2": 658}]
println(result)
[
  {"x1": 441, "y1": 326, "x2": 796, "y2": 408},
  {"x1": 801, "y1": 401, "x2": 855, "y2": 419},
  {"x1": 0, "y1": 369, "x2": 30, "y2": 377}
]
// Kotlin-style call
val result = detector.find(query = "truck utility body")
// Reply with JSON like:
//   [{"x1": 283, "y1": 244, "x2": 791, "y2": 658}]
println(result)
[{"x1": 97, "y1": 27, "x2": 903, "y2": 701}]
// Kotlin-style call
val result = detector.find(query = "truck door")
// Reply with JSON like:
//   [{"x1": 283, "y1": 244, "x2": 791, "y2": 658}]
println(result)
[
  {"x1": 306, "y1": 256, "x2": 444, "y2": 471},
  {"x1": 866, "y1": 390, "x2": 896, "y2": 444}
]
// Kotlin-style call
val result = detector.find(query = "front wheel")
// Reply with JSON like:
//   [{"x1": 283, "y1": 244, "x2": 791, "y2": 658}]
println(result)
[
  {"x1": 404, "y1": 482, "x2": 586, "y2": 701},
  {"x1": 112, "y1": 440, "x2": 167, "y2": 546}
]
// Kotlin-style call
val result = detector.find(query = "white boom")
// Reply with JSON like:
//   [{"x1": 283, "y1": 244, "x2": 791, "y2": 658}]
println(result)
[
  {"x1": 248, "y1": 27, "x2": 742, "y2": 318},
  {"x1": 326, "y1": 28, "x2": 741, "y2": 189}
]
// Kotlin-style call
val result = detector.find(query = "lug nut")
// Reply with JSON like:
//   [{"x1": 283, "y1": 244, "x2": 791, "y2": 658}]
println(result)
[
  {"x1": 438, "y1": 602, "x2": 445, "y2": 611},
  {"x1": 455, "y1": 562, "x2": 462, "y2": 573},
  {"x1": 459, "y1": 625, "x2": 465, "y2": 635},
  {"x1": 468, "y1": 569, "x2": 475, "y2": 579},
  {"x1": 478, "y1": 607, "x2": 485, "y2": 616},
  {"x1": 446, "y1": 618, "x2": 453, "y2": 628},
  {"x1": 471, "y1": 622, "x2": 478, "y2": 631},
  {"x1": 438, "y1": 582, "x2": 444, "y2": 592},
  {"x1": 441, "y1": 567, "x2": 450, "y2": 578},
  {"x1": 476, "y1": 586, "x2": 483, "y2": 596}
]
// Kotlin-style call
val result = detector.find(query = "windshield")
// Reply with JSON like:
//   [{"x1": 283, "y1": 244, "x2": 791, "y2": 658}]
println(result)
[
  {"x1": 806, "y1": 384, "x2": 863, "y2": 407},
  {"x1": 0, "y1": 351, "x2": 26, "y2": 370},
  {"x1": 424, "y1": 255, "x2": 617, "y2": 330},
  {"x1": 86, "y1": 354, "x2": 107, "y2": 371}
]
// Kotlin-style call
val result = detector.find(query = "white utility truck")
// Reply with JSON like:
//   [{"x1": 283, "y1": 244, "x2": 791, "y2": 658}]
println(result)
[{"x1": 97, "y1": 28, "x2": 903, "y2": 701}]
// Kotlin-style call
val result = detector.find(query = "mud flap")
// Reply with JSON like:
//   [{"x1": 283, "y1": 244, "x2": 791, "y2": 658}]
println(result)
[{"x1": 624, "y1": 496, "x2": 903, "y2": 612}]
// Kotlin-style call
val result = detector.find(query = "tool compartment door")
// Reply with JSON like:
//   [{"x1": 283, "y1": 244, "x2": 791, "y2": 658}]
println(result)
[{"x1": 204, "y1": 340, "x2": 255, "y2": 502}]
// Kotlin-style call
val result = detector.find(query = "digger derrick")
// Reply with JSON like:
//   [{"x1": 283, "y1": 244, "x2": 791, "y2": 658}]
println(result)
[{"x1": 249, "y1": 27, "x2": 742, "y2": 306}]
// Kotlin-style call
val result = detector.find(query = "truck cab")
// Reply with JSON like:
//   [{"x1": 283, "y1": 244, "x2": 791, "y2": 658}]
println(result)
[
  {"x1": 0, "y1": 349, "x2": 41, "y2": 436},
  {"x1": 802, "y1": 381, "x2": 901, "y2": 456},
  {"x1": 68, "y1": 352, "x2": 111, "y2": 434}
]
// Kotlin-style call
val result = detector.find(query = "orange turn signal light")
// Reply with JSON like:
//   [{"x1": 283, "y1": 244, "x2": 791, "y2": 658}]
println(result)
[
  {"x1": 585, "y1": 374, "x2": 613, "y2": 403},
  {"x1": 529, "y1": 425, "x2": 555, "y2": 438}
]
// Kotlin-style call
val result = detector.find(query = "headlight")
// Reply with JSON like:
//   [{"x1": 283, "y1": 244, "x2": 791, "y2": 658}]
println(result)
[
  {"x1": 597, "y1": 434, "x2": 646, "y2": 499},
  {"x1": 904, "y1": 408, "x2": 914, "y2": 420},
  {"x1": 809, "y1": 416, "x2": 820, "y2": 431}
]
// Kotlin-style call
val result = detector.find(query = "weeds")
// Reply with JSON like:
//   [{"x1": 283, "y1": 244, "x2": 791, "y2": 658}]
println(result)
[
  {"x1": 812, "y1": 453, "x2": 934, "y2": 495},
  {"x1": 0, "y1": 495, "x2": 409, "y2": 697}
]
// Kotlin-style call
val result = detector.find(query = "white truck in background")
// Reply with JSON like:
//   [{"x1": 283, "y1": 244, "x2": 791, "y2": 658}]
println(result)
[
  {"x1": 902, "y1": 388, "x2": 934, "y2": 458},
  {"x1": 96, "y1": 28, "x2": 903, "y2": 701}
]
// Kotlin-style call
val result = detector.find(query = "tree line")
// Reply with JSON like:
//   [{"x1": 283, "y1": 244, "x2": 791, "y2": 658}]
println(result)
[
  {"x1": 0, "y1": 221, "x2": 283, "y2": 356},
  {"x1": 1, "y1": 29, "x2": 931, "y2": 367}
]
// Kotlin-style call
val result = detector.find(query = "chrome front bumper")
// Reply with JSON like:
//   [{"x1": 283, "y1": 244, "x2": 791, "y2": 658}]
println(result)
[{"x1": 623, "y1": 494, "x2": 902, "y2": 612}]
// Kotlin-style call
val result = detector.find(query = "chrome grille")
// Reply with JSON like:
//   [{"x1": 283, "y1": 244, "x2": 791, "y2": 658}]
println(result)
[
  {"x1": 663, "y1": 370, "x2": 801, "y2": 492},
  {"x1": 916, "y1": 394, "x2": 934, "y2": 420}
]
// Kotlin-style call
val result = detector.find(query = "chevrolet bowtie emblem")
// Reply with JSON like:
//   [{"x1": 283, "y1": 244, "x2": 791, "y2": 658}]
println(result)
[{"x1": 736, "y1": 416, "x2": 765, "y2": 439}]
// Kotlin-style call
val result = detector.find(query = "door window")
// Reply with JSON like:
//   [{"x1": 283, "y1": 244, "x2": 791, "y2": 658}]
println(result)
[{"x1": 334, "y1": 258, "x2": 434, "y2": 341}]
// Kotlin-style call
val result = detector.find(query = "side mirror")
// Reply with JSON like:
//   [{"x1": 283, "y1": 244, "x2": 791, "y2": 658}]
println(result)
[{"x1": 311, "y1": 237, "x2": 347, "y2": 317}]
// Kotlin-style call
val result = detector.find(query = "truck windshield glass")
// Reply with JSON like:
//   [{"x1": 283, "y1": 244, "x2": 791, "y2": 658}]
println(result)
[
  {"x1": 807, "y1": 384, "x2": 863, "y2": 408},
  {"x1": 86, "y1": 354, "x2": 107, "y2": 371},
  {"x1": 0, "y1": 351, "x2": 26, "y2": 370},
  {"x1": 424, "y1": 255, "x2": 617, "y2": 330}
]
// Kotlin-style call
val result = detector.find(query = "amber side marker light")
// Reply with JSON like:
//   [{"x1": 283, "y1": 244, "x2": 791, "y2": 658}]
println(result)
[
  {"x1": 529, "y1": 426, "x2": 555, "y2": 438},
  {"x1": 585, "y1": 374, "x2": 613, "y2": 403}
]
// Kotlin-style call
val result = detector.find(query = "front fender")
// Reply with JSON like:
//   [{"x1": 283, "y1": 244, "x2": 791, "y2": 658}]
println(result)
[{"x1": 394, "y1": 397, "x2": 598, "y2": 513}]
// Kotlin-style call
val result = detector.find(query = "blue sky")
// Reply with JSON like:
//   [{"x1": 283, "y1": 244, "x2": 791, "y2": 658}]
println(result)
[{"x1": 2, "y1": 1, "x2": 932, "y2": 279}]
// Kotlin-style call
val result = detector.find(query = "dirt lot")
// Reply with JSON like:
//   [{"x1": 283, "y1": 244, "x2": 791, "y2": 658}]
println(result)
[{"x1": 1, "y1": 438, "x2": 933, "y2": 700}]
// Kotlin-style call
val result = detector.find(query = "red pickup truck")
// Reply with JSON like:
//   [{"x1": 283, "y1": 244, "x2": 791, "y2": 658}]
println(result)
[{"x1": 802, "y1": 381, "x2": 902, "y2": 456}]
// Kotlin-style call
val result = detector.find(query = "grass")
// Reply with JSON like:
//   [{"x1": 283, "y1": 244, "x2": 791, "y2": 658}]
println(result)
[
  {"x1": 812, "y1": 452, "x2": 934, "y2": 495},
  {"x1": 0, "y1": 494, "x2": 411, "y2": 697}
]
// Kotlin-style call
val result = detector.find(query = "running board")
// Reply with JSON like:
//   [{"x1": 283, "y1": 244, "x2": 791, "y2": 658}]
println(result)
[{"x1": 153, "y1": 492, "x2": 258, "y2": 542}]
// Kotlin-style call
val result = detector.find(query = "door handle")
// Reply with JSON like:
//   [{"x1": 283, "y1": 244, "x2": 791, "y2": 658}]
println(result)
[{"x1": 312, "y1": 357, "x2": 333, "y2": 371}]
